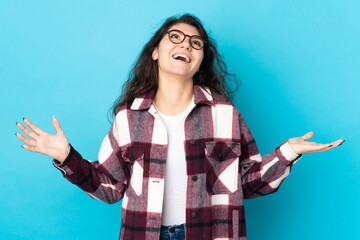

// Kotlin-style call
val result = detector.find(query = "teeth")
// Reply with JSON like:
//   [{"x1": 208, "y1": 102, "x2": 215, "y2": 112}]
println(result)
[{"x1": 173, "y1": 54, "x2": 190, "y2": 63}]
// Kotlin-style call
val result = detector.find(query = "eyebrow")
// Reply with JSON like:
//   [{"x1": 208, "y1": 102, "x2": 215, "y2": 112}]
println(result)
[{"x1": 169, "y1": 29, "x2": 202, "y2": 38}]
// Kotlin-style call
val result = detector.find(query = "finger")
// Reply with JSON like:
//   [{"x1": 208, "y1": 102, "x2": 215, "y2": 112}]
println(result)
[
  {"x1": 330, "y1": 139, "x2": 345, "y2": 147},
  {"x1": 16, "y1": 122, "x2": 39, "y2": 139},
  {"x1": 303, "y1": 144, "x2": 333, "y2": 153},
  {"x1": 317, "y1": 144, "x2": 337, "y2": 152},
  {"x1": 15, "y1": 133, "x2": 37, "y2": 147},
  {"x1": 318, "y1": 139, "x2": 344, "y2": 148},
  {"x1": 310, "y1": 140, "x2": 344, "y2": 152},
  {"x1": 21, "y1": 144, "x2": 41, "y2": 153},
  {"x1": 300, "y1": 131, "x2": 315, "y2": 141},
  {"x1": 23, "y1": 118, "x2": 45, "y2": 135},
  {"x1": 52, "y1": 116, "x2": 63, "y2": 133},
  {"x1": 317, "y1": 144, "x2": 340, "y2": 152}
]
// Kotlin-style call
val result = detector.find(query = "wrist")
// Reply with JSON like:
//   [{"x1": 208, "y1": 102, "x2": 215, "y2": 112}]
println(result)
[
  {"x1": 287, "y1": 141, "x2": 300, "y2": 156},
  {"x1": 56, "y1": 144, "x2": 71, "y2": 164},
  {"x1": 280, "y1": 141, "x2": 300, "y2": 161}
]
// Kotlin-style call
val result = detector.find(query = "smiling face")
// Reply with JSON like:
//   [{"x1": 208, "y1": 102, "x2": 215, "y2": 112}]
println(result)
[{"x1": 152, "y1": 23, "x2": 204, "y2": 80}]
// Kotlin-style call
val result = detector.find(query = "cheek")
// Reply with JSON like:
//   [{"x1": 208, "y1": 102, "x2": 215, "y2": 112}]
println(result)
[
  {"x1": 197, "y1": 54, "x2": 204, "y2": 69},
  {"x1": 156, "y1": 44, "x2": 172, "y2": 62}
]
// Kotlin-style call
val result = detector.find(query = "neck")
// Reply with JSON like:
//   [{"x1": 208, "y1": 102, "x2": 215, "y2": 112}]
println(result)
[{"x1": 154, "y1": 74, "x2": 194, "y2": 116}]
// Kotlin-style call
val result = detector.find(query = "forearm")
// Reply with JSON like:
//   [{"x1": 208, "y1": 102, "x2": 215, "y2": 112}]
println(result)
[
  {"x1": 241, "y1": 140, "x2": 301, "y2": 199},
  {"x1": 53, "y1": 145, "x2": 126, "y2": 204}
]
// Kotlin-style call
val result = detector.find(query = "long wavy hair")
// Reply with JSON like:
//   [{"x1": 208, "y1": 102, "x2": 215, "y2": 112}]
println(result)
[{"x1": 110, "y1": 14, "x2": 238, "y2": 119}]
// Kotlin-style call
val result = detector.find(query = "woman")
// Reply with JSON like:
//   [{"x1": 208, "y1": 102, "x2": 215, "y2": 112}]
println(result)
[{"x1": 16, "y1": 14, "x2": 344, "y2": 240}]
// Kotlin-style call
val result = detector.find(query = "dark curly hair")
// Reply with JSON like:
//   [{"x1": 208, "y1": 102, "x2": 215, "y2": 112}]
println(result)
[{"x1": 110, "y1": 13, "x2": 238, "y2": 118}]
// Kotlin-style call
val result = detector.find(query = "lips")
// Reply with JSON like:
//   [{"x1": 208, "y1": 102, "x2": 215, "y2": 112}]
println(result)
[{"x1": 172, "y1": 53, "x2": 191, "y2": 63}]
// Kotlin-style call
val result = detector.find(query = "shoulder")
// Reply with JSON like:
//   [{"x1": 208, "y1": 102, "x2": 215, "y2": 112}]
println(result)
[
  {"x1": 211, "y1": 90, "x2": 241, "y2": 116},
  {"x1": 212, "y1": 91, "x2": 232, "y2": 104},
  {"x1": 113, "y1": 101, "x2": 133, "y2": 122}
]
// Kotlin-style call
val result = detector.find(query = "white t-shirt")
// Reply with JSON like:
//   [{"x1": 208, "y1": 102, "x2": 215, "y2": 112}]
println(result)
[{"x1": 157, "y1": 99, "x2": 195, "y2": 226}]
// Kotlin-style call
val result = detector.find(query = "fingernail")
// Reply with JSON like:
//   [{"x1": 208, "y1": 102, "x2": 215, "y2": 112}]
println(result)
[
  {"x1": 21, "y1": 145, "x2": 24, "y2": 148},
  {"x1": 16, "y1": 122, "x2": 19, "y2": 126},
  {"x1": 15, "y1": 133, "x2": 18, "y2": 137}
]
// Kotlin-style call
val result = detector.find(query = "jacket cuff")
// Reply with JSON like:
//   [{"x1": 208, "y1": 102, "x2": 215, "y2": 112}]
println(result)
[
  {"x1": 52, "y1": 144, "x2": 77, "y2": 176},
  {"x1": 277, "y1": 140, "x2": 302, "y2": 166}
]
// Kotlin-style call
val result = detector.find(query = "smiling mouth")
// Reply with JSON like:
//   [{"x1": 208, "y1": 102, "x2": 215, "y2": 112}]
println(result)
[{"x1": 172, "y1": 54, "x2": 191, "y2": 63}]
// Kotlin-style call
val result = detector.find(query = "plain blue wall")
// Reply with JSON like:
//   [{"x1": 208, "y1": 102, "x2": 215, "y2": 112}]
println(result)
[{"x1": 1, "y1": 0, "x2": 359, "y2": 239}]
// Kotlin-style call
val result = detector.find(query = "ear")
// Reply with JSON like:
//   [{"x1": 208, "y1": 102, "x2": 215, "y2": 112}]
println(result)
[{"x1": 152, "y1": 47, "x2": 159, "y2": 61}]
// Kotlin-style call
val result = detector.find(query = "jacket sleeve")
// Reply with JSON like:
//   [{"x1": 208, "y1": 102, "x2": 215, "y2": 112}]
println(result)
[
  {"x1": 238, "y1": 113, "x2": 302, "y2": 199},
  {"x1": 53, "y1": 120, "x2": 129, "y2": 204}
]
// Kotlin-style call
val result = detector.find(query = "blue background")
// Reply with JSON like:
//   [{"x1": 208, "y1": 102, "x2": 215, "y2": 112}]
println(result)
[{"x1": 1, "y1": 0, "x2": 359, "y2": 239}]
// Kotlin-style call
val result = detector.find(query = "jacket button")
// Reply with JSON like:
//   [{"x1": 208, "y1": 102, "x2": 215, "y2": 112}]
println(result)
[
  {"x1": 190, "y1": 139, "x2": 196, "y2": 145},
  {"x1": 191, "y1": 212, "x2": 197, "y2": 218},
  {"x1": 192, "y1": 176, "x2": 198, "y2": 181}
]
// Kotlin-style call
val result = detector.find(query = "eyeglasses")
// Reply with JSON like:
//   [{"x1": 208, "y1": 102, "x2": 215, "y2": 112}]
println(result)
[{"x1": 165, "y1": 29, "x2": 206, "y2": 50}]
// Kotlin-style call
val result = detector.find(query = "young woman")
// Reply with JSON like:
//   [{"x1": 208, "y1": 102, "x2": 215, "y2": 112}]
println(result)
[{"x1": 16, "y1": 14, "x2": 344, "y2": 240}]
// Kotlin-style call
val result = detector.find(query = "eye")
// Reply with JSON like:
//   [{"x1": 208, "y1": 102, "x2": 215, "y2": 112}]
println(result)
[
  {"x1": 170, "y1": 33, "x2": 180, "y2": 39},
  {"x1": 193, "y1": 40, "x2": 201, "y2": 46},
  {"x1": 191, "y1": 39, "x2": 203, "y2": 48}
]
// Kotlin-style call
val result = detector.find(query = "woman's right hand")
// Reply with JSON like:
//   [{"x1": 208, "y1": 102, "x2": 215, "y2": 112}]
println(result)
[{"x1": 16, "y1": 116, "x2": 70, "y2": 164}]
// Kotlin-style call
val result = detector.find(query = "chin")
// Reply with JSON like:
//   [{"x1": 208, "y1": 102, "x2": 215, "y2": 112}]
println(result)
[
  {"x1": 173, "y1": 72, "x2": 195, "y2": 79},
  {"x1": 170, "y1": 68, "x2": 196, "y2": 77}
]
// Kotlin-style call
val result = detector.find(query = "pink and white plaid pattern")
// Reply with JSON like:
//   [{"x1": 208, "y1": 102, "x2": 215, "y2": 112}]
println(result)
[{"x1": 54, "y1": 85, "x2": 301, "y2": 240}]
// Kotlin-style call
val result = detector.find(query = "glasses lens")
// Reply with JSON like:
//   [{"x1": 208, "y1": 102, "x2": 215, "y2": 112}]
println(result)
[
  {"x1": 168, "y1": 30, "x2": 205, "y2": 50},
  {"x1": 190, "y1": 37, "x2": 204, "y2": 50},
  {"x1": 168, "y1": 30, "x2": 184, "y2": 43}
]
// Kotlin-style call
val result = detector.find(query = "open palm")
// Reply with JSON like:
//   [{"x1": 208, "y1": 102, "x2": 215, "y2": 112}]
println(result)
[
  {"x1": 288, "y1": 131, "x2": 344, "y2": 155},
  {"x1": 16, "y1": 116, "x2": 70, "y2": 163}
]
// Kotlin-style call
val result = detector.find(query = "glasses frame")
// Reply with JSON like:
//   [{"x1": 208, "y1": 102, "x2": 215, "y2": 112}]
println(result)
[{"x1": 165, "y1": 29, "x2": 206, "y2": 50}]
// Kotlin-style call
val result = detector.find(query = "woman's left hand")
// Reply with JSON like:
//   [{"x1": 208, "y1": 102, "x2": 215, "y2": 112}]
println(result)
[{"x1": 288, "y1": 131, "x2": 345, "y2": 155}]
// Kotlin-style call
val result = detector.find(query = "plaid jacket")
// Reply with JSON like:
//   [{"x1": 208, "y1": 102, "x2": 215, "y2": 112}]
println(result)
[{"x1": 54, "y1": 85, "x2": 301, "y2": 240}]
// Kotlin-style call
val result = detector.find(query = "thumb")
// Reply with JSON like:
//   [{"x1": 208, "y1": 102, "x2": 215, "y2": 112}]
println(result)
[
  {"x1": 52, "y1": 116, "x2": 63, "y2": 133},
  {"x1": 301, "y1": 131, "x2": 315, "y2": 141}
]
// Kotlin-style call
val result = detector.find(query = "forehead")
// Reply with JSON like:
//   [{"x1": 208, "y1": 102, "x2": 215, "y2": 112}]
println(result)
[{"x1": 168, "y1": 23, "x2": 200, "y2": 36}]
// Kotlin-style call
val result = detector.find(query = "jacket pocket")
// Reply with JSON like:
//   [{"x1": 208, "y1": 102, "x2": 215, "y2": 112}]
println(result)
[
  {"x1": 121, "y1": 146, "x2": 145, "y2": 197},
  {"x1": 205, "y1": 141, "x2": 240, "y2": 195}
]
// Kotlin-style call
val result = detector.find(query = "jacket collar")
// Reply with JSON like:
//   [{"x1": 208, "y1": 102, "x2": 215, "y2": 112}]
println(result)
[{"x1": 130, "y1": 85, "x2": 214, "y2": 111}]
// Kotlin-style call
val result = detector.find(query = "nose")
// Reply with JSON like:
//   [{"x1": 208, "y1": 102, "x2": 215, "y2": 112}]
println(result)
[{"x1": 180, "y1": 36, "x2": 192, "y2": 51}]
